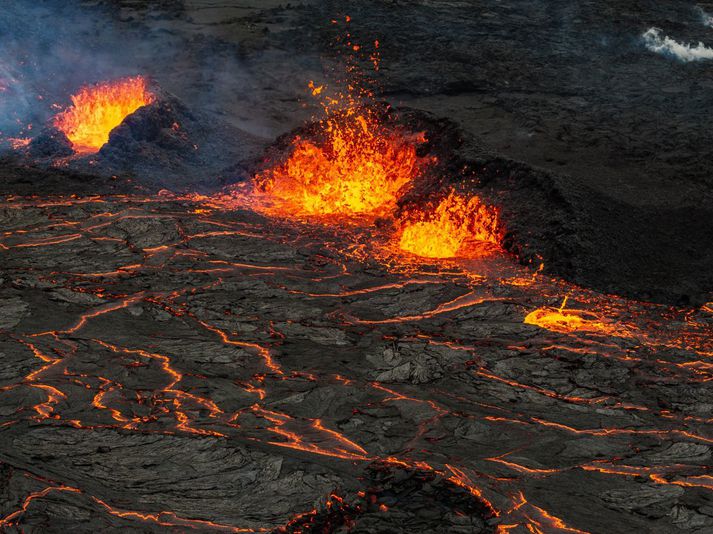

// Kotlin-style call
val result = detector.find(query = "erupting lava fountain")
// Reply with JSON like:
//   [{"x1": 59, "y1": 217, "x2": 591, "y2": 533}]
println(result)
[{"x1": 52, "y1": 76, "x2": 154, "y2": 154}]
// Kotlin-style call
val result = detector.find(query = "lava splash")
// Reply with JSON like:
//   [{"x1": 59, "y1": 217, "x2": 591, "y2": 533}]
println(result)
[
  {"x1": 524, "y1": 297, "x2": 630, "y2": 337},
  {"x1": 52, "y1": 76, "x2": 154, "y2": 154},
  {"x1": 398, "y1": 192, "x2": 501, "y2": 258}
]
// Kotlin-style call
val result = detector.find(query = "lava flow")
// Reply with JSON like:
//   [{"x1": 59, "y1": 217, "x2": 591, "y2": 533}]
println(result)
[
  {"x1": 397, "y1": 191, "x2": 502, "y2": 258},
  {"x1": 52, "y1": 76, "x2": 154, "y2": 154},
  {"x1": 1, "y1": 192, "x2": 712, "y2": 533},
  {"x1": 2, "y1": 15, "x2": 712, "y2": 534}
]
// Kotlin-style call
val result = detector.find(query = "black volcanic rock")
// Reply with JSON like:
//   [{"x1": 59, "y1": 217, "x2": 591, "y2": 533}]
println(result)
[
  {"x1": 27, "y1": 127, "x2": 74, "y2": 159},
  {"x1": 11, "y1": 88, "x2": 267, "y2": 192},
  {"x1": 101, "y1": 93, "x2": 198, "y2": 157}
]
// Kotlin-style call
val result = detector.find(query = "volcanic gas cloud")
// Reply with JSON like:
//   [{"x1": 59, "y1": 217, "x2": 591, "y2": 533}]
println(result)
[{"x1": 52, "y1": 76, "x2": 154, "y2": 154}]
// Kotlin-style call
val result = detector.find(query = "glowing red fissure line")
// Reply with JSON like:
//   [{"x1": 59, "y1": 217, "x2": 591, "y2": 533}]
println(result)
[
  {"x1": 350, "y1": 291, "x2": 506, "y2": 324},
  {"x1": 30, "y1": 293, "x2": 145, "y2": 337},
  {"x1": 250, "y1": 405, "x2": 371, "y2": 461},
  {"x1": 197, "y1": 320, "x2": 284, "y2": 376},
  {"x1": 91, "y1": 338, "x2": 225, "y2": 436},
  {"x1": 287, "y1": 279, "x2": 441, "y2": 298},
  {"x1": 0, "y1": 483, "x2": 255, "y2": 532},
  {"x1": 487, "y1": 412, "x2": 713, "y2": 445}
]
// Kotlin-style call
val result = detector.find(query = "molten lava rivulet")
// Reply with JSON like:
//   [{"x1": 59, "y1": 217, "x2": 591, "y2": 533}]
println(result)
[{"x1": 52, "y1": 76, "x2": 154, "y2": 154}]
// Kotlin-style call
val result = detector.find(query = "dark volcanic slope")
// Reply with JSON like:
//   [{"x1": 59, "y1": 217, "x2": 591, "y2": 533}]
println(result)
[
  {"x1": 392, "y1": 110, "x2": 713, "y2": 305},
  {"x1": 7, "y1": 0, "x2": 711, "y2": 301}
]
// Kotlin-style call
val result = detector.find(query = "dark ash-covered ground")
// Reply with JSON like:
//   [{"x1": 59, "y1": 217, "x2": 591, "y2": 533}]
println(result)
[{"x1": 1, "y1": 1, "x2": 712, "y2": 533}]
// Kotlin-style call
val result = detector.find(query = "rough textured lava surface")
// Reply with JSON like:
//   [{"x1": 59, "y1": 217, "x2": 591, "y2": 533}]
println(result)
[{"x1": 0, "y1": 1, "x2": 712, "y2": 534}]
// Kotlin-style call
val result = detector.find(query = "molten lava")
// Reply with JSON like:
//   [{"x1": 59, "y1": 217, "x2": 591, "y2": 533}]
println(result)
[
  {"x1": 398, "y1": 192, "x2": 501, "y2": 258},
  {"x1": 52, "y1": 76, "x2": 154, "y2": 154},
  {"x1": 248, "y1": 30, "x2": 428, "y2": 220},
  {"x1": 524, "y1": 297, "x2": 629, "y2": 337},
  {"x1": 254, "y1": 110, "x2": 424, "y2": 218}
]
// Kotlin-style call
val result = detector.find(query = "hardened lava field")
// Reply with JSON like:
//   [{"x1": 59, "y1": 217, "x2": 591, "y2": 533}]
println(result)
[{"x1": 1, "y1": 2, "x2": 712, "y2": 534}]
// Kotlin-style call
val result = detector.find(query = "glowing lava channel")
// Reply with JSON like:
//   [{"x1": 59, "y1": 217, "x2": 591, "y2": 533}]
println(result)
[
  {"x1": 52, "y1": 76, "x2": 154, "y2": 154},
  {"x1": 398, "y1": 192, "x2": 501, "y2": 259}
]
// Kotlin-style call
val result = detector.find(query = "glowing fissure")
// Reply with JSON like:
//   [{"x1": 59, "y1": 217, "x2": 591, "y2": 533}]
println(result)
[{"x1": 52, "y1": 76, "x2": 154, "y2": 154}]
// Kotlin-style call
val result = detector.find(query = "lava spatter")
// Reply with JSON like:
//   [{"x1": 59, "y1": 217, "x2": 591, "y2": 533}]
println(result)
[
  {"x1": 245, "y1": 32, "x2": 429, "y2": 221},
  {"x1": 397, "y1": 191, "x2": 502, "y2": 259},
  {"x1": 252, "y1": 105, "x2": 425, "y2": 220}
]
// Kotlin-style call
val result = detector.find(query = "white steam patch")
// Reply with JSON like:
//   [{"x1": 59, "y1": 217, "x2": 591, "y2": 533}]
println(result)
[
  {"x1": 642, "y1": 27, "x2": 713, "y2": 61},
  {"x1": 698, "y1": 7, "x2": 713, "y2": 28}
]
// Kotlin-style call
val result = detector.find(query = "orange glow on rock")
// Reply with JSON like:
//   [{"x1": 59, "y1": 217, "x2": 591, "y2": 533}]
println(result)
[
  {"x1": 52, "y1": 76, "x2": 154, "y2": 154},
  {"x1": 398, "y1": 192, "x2": 501, "y2": 258}
]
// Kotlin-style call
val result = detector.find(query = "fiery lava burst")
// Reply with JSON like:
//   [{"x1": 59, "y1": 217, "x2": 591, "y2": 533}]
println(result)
[
  {"x1": 397, "y1": 192, "x2": 501, "y2": 258},
  {"x1": 252, "y1": 33, "x2": 426, "y2": 220},
  {"x1": 254, "y1": 107, "x2": 425, "y2": 218},
  {"x1": 52, "y1": 76, "x2": 154, "y2": 154}
]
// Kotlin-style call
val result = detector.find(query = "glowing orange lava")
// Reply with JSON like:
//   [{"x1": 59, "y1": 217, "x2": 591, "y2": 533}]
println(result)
[
  {"x1": 524, "y1": 297, "x2": 630, "y2": 337},
  {"x1": 52, "y1": 76, "x2": 154, "y2": 154},
  {"x1": 254, "y1": 108, "x2": 424, "y2": 218},
  {"x1": 398, "y1": 192, "x2": 501, "y2": 258}
]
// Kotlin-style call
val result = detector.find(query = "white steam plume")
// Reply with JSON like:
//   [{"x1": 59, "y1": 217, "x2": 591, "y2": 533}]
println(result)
[
  {"x1": 698, "y1": 6, "x2": 713, "y2": 28},
  {"x1": 642, "y1": 27, "x2": 713, "y2": 61}
]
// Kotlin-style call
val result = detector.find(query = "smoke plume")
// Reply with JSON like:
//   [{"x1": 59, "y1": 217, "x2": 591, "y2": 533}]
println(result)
[
  {"x1": 698, "y1": 6, "x2": 713, "y2": 28},
  {"x1": 642, "y1": 27, "x2": 713, "y2": 61}
]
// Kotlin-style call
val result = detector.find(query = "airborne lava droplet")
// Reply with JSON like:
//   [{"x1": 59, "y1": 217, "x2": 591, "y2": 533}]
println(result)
[{"x1": 52, "y1": 76, "x2": 154, "y2": 154}]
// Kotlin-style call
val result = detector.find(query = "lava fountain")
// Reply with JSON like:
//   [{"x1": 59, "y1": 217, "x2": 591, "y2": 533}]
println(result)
[
  {"x1": 247, "y1": 29, "x2": 430, "y2": 220},
  {"x1": 52, "y1": 76, "x2": 154, "y2": 154},
  {"x1": 253, "y1": 105, "x2": 425, "y2": 219},
  {"x1": 398, "y1": 192, "x2": 501, "y2": 258}
]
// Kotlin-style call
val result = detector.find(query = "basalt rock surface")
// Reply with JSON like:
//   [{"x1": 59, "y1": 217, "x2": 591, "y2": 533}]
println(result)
[{"x1": 0, "y1": 191, "x2": 711, "y2": 533}]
